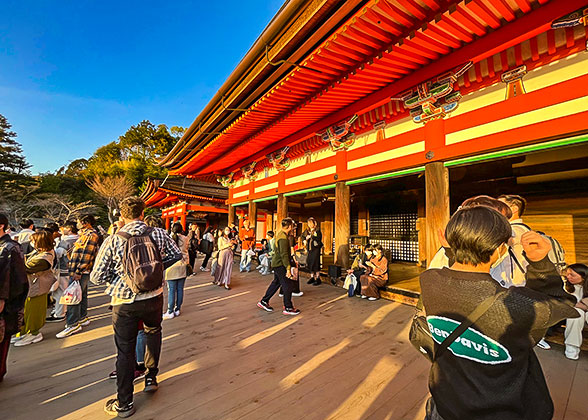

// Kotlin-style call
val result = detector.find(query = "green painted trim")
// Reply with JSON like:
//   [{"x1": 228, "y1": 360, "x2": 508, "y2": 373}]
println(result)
[
  {"x1": 284, "y1": 184, "x2": 336, "y2": 197},
  {"x1": 346, "y1": 166, "x2": 425, "y2": 186},
  {"x1": 253, "y1": 195, "x2": 278, "y2": 203},
  {"x1": 445, "y1": 134, "x2": 588, "y2": 167},
  {"x1": 231, "y1": 201, "x2": 249, "y2": 207}
]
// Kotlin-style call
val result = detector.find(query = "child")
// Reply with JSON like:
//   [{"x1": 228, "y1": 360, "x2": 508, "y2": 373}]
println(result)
[{"x1": 419, "y1": 206, "x2": 577, "y2": 420}]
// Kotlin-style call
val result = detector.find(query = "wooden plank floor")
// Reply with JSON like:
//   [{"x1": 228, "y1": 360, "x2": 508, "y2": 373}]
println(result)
[{"x1": 1, "y1": 261, "x2": 587, "y2": 420}]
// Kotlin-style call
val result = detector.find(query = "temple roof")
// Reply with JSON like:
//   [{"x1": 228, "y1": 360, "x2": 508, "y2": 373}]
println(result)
[
  {"x1": 141, "y1": 177, "x2": 228, "y2": 207},
  {"x1": 160, "y1": 0, "x2": 585, "y2": 178}
]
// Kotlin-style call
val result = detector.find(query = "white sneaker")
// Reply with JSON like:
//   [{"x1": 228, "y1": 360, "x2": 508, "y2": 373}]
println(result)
[
  {"x1": 537, "y1": 338, "x2": 551, "y2": 350},
  {"x1": 79, "y1": 317, "x2": 90, "y2": 327},
  {"x1": 10, "y1": 334, "x2": 22, "y2": 344},
  {"x1": 368, "y1": 297, "x2": 378, "y2": 301},
  {"x1": 361, "y1": 295, "x2": 367, "y2": 299},
  {"x1": 292, "y1": 291, "x2": 304, "y2": 297},
  {"x1": 162, "y1": 311, "x2": 175, "y2": 320},
  {"x1": 200, "y1": 267, "x2": 209, "y2": 272},
  {"x1": 279, "y1": 293, "x2": 284, "y2": 297},
  {"x1": 565, "y1": 345, "x2": 580, "y2": 360},
  {"x1": 56, "y1": 324, "x2": 82, "y2": 339},
  {"x1": 174, "y1": 310, "x2": 180, "y2": 317},
  {"x1": 14, "y1": 333, "x2": 43, "y2": 347}
]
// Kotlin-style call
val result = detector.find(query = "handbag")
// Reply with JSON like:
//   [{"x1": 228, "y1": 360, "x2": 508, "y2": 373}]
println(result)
[{"x1": 410, "y1": 292, "x2": 502, "y2": 362}]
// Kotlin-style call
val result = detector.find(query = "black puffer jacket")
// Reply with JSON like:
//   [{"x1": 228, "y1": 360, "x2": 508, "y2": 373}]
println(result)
[{"x1": 0, "y1": 234, "x2": 29, "y2": 335}]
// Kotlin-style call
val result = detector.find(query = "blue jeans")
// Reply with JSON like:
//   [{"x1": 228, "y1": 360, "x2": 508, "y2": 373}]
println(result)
[
  {"x1": 167, "y1": 278, "x2": 185, "y2": 312},
  {"x1": 240, "y1": 249, "x2": 252, "y2": 272},
  {"x1": 66, "y1": 274, "x2": 89, "y2": 327},
  {"x1": 136, "y1": 330, "x2": 146, "y2": 364}
]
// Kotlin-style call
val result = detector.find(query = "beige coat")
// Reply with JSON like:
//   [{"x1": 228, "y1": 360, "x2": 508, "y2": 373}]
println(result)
[{"x1": 27, "y1": 251, "x2": 57, "y2": 297}]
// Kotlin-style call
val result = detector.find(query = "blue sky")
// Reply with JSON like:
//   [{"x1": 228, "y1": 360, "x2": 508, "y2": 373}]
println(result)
[{"x1": 0, "y1": 0, "x2": 284, "y2": 173}]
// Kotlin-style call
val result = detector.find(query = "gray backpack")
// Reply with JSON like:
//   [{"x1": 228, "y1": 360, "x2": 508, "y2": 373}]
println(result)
[
  {"x1": 117, "y1": 227, "x2": 164, "y2": 294},
  {"x1": 512, "y1": 223, "x2": 566, "y2": 274}
]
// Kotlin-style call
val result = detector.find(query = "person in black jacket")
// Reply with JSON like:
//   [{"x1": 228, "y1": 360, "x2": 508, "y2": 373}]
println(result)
[
  {"x1": 0, "y1": 213, "x2": 29, "y2": 381},
  {"x1": 419, "y1": 206, "x2": 578, "y2": 420},
  {"x1": 302, "y1": 217, "x2": 323, "y2": 286}
]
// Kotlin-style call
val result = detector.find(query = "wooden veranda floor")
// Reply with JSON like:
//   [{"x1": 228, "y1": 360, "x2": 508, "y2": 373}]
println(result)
[{"x1": 2, "y1": 261, "x2": 587, "y2": 420}]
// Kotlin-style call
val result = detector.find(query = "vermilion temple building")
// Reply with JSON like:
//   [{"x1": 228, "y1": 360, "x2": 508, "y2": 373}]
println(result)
[{"x1": 155, "y1": 0, "x2": 588, "y2": 300}]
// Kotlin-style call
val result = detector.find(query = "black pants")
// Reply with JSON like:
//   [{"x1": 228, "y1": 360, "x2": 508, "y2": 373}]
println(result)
[
  {"x1": 0, "y1": 336, "x2": 10, "y2": 382},
  {"x1": 201, "y1": 252, "x2": 212, "y2": 269},
  {"x1": 112, "y1": 294, "x2": 163, "y2": 405},
  {"x1": 280, "y1": 268, "x2": 300, "y2": 294},
  {"x1": 188, "y1": 249, "x2": 196, "y2": 270},
  {"x1": 262, "y1": 266, "x2": 294, "y2": 309}
]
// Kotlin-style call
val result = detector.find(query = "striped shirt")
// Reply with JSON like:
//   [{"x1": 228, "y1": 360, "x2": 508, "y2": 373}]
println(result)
[{"x1": 90, "y1": 221, "x2": 181, "y2": 303}]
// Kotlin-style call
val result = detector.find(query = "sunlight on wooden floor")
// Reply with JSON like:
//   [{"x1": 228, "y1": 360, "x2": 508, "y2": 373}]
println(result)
[
  {"x1": 362, "y1": 303, "x2": 398, "y2": 329},
  {"x1": 53, "y1": 333, "x2": 181, "y2": 377},
  {"x1": 326, "y1": 356, "x2": 399, "y2": 420},
  {"x1": 280, "y1": 338, "x2": 351, "y2": 390},
  {"x1": 197, "y1": 291, "x2": 251, "y2": 307},
  {"x1": 59, "y1": 325, "x2": 113, "y2": 349},
  {"x1": 237, "y1": 317, "x2": 300, "y2": 349}
]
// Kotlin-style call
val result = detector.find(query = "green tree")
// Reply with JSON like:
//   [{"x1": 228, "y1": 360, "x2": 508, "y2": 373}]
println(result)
[
  {"x1": 83, "y1": 121, "x2": 184, "y2": 189},
  {"x1": 0, "y1": 114, "x2": 32, "y2": 191}
]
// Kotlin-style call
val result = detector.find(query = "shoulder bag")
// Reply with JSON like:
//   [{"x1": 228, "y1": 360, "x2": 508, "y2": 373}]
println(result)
[{"x1": 410, "y1": 292, "x2": 502, "y2": 362}]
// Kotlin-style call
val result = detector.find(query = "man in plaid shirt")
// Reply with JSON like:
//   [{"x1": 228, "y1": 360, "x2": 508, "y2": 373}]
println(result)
[
  {"x1": 91, "y1": 196, "x2": 181, "y2": 418},
  {"x1": 56, "y1": 214, "x2": 100, "y2": 339}
]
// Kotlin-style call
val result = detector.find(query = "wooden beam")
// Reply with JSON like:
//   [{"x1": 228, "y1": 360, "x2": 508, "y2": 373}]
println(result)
[
  {"x1": 248, "y1": 201, "x2": 258, "y2": 238},
  {"x1": 265, "y1": 213, "x2": 273, "y2": 234},
  {"x1": 228, "y1": 205, "x2": 236, "y2": 226},
  {"x1": 277, "y1": 194, "x2": 288, "y2": 223},
  {"x1": 322, "y1": 208, "x2": 334, "y2": 256},
  {"x1": 425, "y1": 162, "x2": 449, "y2": 266},
  {"x1": 417, "y1": 190, "x2": 426, "y2": 268},
  {"x1": 335, "y1": 181, "x2": 351, "y2": 268}
]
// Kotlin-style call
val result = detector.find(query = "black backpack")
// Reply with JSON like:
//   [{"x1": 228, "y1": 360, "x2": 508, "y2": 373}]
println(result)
[{"x1": 117, "y1": 227, "x2": 164, "y2": 294}]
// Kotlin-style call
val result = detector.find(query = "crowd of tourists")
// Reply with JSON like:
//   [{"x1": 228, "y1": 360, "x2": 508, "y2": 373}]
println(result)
[{"x1": 0, "y1": 191, "x2": 586, "y2": 419}]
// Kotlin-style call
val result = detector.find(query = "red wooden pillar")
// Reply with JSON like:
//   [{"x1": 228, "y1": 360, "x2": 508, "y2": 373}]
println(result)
[
  {"x1": 180, "y1": 202, "x2": 187, "y2": 231},
  {"x1": 424, "y1": 118, "x2": 449, "y2": 266},
  {"x1": 165, "y1": 216, "x2": 171, "y2": 230}
]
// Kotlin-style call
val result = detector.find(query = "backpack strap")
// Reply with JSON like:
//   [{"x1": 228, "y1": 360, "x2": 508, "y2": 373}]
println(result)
[
  {"x1": 508, "y1": 246, "x2": 526, "y2": 274},
  {"x1": 116, "y1": 226, "x2": 154, "y2": 242},
  {"x1": 116, "y1": 231, "x2": 131, "y2": 241},
  {"x1": 434, "y1": 292, "x2": 503, "y2": 360}
]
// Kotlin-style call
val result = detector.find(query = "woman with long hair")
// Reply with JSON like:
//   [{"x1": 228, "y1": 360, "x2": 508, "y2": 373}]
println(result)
[
  {"x1": 563, "y1": 263, "x2": 588, "y2": 360},
  {"x1": 359, "y1": 244, "x2": 388, "y2": 301},
  {"x1": 163, "y1": 222, "x2": 189, "y2": 320},
  {"x1": 302, "y1": 217, "x2": 323, "y2": 286},
  {"x1": 13, "y1": 230, "x2": 56, "y2": 346},
  {"x1": 213, "y1": 227, "x2": 236, "y2": 290}
]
